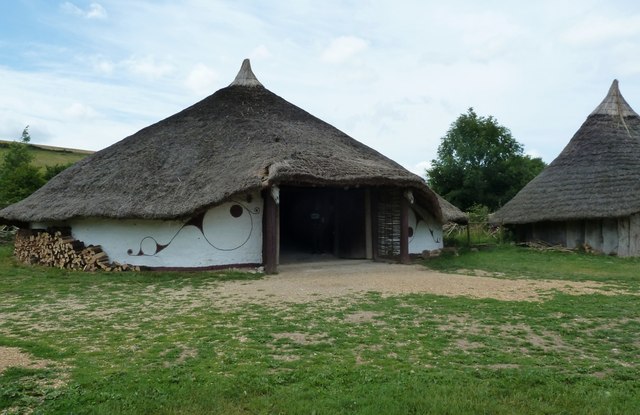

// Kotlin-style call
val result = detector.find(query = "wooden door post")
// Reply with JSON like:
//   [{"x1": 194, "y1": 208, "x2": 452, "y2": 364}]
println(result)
[
  {"x1": 400, "y1": 195, "x2": 410, "y2": 264},
  {"x1": 263, "y1": 189, "x2": 278, "y2": 274}
]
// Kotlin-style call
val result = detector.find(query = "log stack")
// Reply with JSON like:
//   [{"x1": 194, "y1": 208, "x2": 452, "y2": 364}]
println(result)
[{"x1": 14, "y1": 229, "x2": 140, "y2": 272}]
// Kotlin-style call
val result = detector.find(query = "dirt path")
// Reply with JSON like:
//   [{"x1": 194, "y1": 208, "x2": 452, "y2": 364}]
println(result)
[{"x1": 213, "y1": 260, "x2": 625, "y2": 305}]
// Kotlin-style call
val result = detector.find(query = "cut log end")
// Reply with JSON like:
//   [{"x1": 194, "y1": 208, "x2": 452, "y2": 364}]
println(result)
[{"x1": 13, "y1": 230, "x2": 138, "y2": 273}]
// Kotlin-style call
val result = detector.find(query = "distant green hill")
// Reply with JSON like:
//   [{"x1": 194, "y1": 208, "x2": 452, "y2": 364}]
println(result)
[{"x1": 0, "y1": 140, "x2": 93, "y2": 170}]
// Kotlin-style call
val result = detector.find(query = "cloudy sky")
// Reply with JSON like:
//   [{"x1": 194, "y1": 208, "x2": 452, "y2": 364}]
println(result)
[{"x1": 1, "y1": 0, "x2": 640, "y2": 176}]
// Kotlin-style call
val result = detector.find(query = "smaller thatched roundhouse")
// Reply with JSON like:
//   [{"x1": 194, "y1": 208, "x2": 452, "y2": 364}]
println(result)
[
  {"x1": 492, "y1": 80, "x2": 640, "y2": 256},
  {"x1": 0, "y1": 59, "x2": 465, "y2": 272}
]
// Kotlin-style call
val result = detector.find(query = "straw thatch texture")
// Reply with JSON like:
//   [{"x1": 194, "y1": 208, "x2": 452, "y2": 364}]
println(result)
[
  {"x1": 436, "y1": 194, "x2": 468, "y2": 224},
  {"x1": 492, "y1": 80, "x2": 640, "y2": 225},
  {"x1": 0, "y1": 60, "x2": 456, "y2": 224}
]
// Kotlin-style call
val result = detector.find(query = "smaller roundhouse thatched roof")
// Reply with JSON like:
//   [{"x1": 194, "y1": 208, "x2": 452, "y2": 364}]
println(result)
[
  {"x1": 492, "y1": 80, "x2": 640, "y2": 225},
  {"x1": 0, "y1": 59, "x2": 465, "y2": 225},
  {"x1": 436, "y1": 194, "x2": 468, "y2": 224}
]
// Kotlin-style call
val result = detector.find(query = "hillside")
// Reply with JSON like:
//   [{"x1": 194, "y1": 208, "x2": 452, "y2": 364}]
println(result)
[{"x1": 0, "y1": 140, "x2": 93, "y2": 170}]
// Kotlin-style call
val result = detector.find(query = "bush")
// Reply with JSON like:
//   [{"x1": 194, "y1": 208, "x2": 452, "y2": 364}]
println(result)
[
  {"x1": 0, "y1": 126, "x2": 46, "y2": 208},
  {"x1": 467, "y1": 204, "x2": 490, "y2": 223},
  {"x1": 444, "y1": 204, "x2": 511, "y2": 247}
]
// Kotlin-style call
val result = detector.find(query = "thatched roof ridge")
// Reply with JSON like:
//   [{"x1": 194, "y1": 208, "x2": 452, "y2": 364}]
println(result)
[
  {"x1": 590, "y1": 80, "x2": 638, "y2": 117},
  {"x1": 229, "y1": 59, "x2": 263, "y2": 87},
  {"x1": 0, "y1": 60, "x2": 455, "y2": 224},
  {"x1": 492, "y1": 80, "x2": 640, "y2": 225}
]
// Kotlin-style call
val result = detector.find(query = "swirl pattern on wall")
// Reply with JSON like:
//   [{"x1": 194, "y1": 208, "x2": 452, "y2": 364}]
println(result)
[
  {"x1": 128, "y1": 201, "x2": 260, "y2": 257},
  {"x1": 409, "y1": 209, "x2": 441, "y2": 244}
]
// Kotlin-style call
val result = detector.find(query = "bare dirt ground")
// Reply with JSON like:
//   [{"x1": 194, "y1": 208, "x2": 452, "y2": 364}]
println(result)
[
  {"x1": 0, "y1": 347, "x2": 52, "y2": 374},
  {"x1": 214, "y1": 259, "x2": 627, "y2": 305}
]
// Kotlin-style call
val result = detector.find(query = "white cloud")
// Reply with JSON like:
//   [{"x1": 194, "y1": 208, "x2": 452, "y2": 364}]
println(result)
[
  {"x1": 86, "y1": 3, "x2": 108, "y2": 19},
  {"x1": 447, "y1": 10, "x2": 526, "y2": 61},
  {"x1": 5, "y1": 0, "x2": 640, "y2": 168},
  {"x1": 0, "y1": 66, "x2": 183, "y2": 150},
  {"x1": 611, "y1": 42, "x2": 640, "y2": 76},
  {"x1": 90, "y1": 56, "x2": 114, "y2": 75},
  {"x1": 410, "y1": 161, "x2": 431, "y2": 177},
  {"x1": 61, "y1": 2, "x2": 81, "y2": 16},
  {"x1": 184, "y1": 64, "x2": 218, "y2": 94},
  {"x1": 65, "y1": 102, "x2": 98, "y2": 119},
  {"x1": 123, "y1": 55, "x2": 174, "y2": 80},
  {"x1": 321, "y1": 36, "x2": 368, "y2": 64},
  {"x1": 0, "y1": 119, "x2": 29, "y2": 141},
  {"x1": 525, "y1": 149, "x2": 542, "y2": 159},
  {"x1": 61, "y1": 2, "x2": 108, "y2": 19},
  {"x1": 562, "y1": 14, "x2": 640, "y2": 45},
  {"x1": 250, "y1": 45, "x2": 271, "y2": 60}
]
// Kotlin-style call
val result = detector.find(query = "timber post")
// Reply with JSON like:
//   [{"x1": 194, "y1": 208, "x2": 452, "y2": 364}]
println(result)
[
  {"x1": 400, "y1": 194, "x2": 410, "y2": 264},
  {"x1": 263, "y1": 187, "x2": 279, "y2": 274}
]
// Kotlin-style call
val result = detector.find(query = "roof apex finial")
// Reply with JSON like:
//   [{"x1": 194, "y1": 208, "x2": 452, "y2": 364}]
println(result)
[
  {"x1": 229, "y1": 58, "x2": 263, "y2": 87},
  {"x1": 590, "y1": 79, "x2": 638, "y2": 117}
]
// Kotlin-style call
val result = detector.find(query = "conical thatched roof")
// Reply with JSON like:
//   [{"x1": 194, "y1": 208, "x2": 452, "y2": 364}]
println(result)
[
  {"x1": 492, "y1": 80, "x2": 640, "y2": 225},
  {"x1": 1, "y1": 59, "x2": 460, "y2": 224}
]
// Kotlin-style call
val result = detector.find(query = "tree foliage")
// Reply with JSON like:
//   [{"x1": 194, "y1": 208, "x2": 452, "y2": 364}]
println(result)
[
  {"x1": 427, "y1": 108, "x2": 546, "y2": 212},
  {"x1": 43, "y1": 162, "x2": 74, "y2": 181},
  {"x1": 0, "y1": 126, "x2": 45, "y2": 208}
]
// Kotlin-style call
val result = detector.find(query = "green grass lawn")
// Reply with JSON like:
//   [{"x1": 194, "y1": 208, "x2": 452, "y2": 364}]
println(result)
[
  {"x1": 427, "y1": 244, "x2": 640, "y2": 283},
  {"x1": 0, "y1": 244, "x2": 638, "y2": 414}
]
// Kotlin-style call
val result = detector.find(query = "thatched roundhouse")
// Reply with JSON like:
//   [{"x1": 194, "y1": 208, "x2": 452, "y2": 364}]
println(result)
[
  {"x1": 492, "y1": 80, "x2": 640, "y2": 256},
  {"x1": 0, "y1": 59, "x2": 465, "y2": 272}
]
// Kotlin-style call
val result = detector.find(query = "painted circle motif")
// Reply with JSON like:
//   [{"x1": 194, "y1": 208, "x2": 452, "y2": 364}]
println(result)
[
  {"x1": 140, "y1": 237, "x2": 159, "y2": 255},
  {"x1": 230, "y1": 204, "x2": 243, "y2": 218},
  {"x1": 202, "y1": 202, "x2": 253, "y2": 250},
  {"x1": 408, "y1": 227, "x2": 414, "y2": 238}
]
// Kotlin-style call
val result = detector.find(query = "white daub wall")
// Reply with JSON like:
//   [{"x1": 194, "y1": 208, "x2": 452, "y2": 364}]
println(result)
[
  {"x1": 408, "y1": 206, "x2": 443, "y2": 253},
  {"x1": 30, "y1": 190, "x2": 443, "y2": 268},
  {"x1": 67, "y1": 193, "x2": 263, "y2": 268}
]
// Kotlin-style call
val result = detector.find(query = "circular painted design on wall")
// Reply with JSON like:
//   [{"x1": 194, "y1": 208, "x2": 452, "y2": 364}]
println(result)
[
  {"x1": 128, "y1": 199, "x2": 261, "y2": 257},
  {"x1": 230, "y1": 204, "x2": 243, "y2": 218},
  {"x1": 140, "y1": 236, "x2": 159, "y2": 255},
  {"x1": 408, "y1": 227, "x2": 414, "y2": 238},
  {"x1": 202, "y1": 202, "x2": 253, "y2": 250}
]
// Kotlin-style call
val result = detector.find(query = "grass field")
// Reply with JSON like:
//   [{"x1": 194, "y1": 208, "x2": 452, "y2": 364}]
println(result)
[
  {"x1": 0, "y1": 141, "x2": 91, "y2": 170},
  {"x1": 0, "y1": 244, "x2": 638, "y2": 414}
]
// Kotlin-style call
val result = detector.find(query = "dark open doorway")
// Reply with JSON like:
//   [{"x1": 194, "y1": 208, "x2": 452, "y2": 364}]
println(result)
[{"x1": 279, "y1": 187, "x2": 367, "y2": 263}]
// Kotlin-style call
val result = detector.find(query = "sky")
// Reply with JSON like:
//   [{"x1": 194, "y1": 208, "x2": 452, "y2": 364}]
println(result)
[{"x1": 1, "y1": 0, "x2": 640, "y2": 177}]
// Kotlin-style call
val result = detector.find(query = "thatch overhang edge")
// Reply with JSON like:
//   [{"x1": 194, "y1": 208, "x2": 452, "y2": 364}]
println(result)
[{"x1": 491, "y1": 213, "x2": 640, "y2": 226}]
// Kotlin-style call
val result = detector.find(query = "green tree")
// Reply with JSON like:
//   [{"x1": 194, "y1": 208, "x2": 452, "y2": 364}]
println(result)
[
  {"x1": 0, "y1": 126, "x2": 45, "y2": 208},
  {"x1": 427, "y1": 108, "x2": 545, "y2": 211},
  {"x1": 43, "y1": 162, "x2": 74, "y2": 181}
]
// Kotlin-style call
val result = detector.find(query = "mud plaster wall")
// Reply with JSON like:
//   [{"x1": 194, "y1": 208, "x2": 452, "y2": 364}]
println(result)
[
  {"x1": 408, "y1": 206, "x2": 443, "y2": 253},
  {"x1": 58, "y1": 193, "x2": 263, "y2": 268}
]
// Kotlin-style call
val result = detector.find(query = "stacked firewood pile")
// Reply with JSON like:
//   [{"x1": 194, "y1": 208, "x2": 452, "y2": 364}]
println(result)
[
  {"x1": 517, "y1": 240, "x2": 575, "y2": 253},
  {"x1": 14, "y1": 229, "x2": 139, "y2": 272}
]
